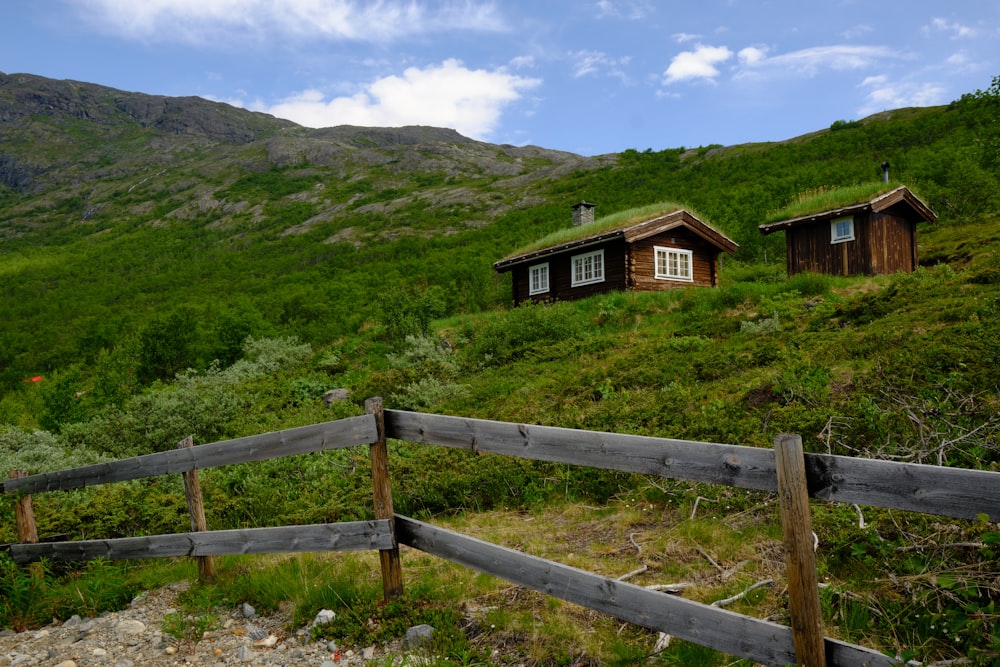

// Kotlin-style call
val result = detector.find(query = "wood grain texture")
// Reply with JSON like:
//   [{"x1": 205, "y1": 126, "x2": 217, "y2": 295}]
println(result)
[
  {"x1": 8, "y1": 470, "x2": 38, "y2": 545},
  {"x1": 385, "y1": 410, "x2": 1000, "y2": 521},
  {"x1": 776, "y1": 435, "x2": 826, "y2": 667},
  {"x1": 177, "y1": 436, "x2": 215, "y2": 582},
  {"x1": 2, "y1": 414, "x2": 377, "y2": 495},
  {"x1": 366, "y1": 397, "x2": 403, "y2": 599},
  {"x1": 395, "y1": 515, "x2": 892, "y2": 667},
  {"x1": 386, "y1": 410, "x2": 780, "y2": 489},
  {"x1": 9, "y1": 521, "x2": 394, "y2": 563}
]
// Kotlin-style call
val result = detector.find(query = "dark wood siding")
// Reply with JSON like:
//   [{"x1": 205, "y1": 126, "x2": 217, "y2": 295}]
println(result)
[
  {"x1": 785, "y1": 212, "x2": 919, "y2": 277},
  {"x1": 512, "y1": 239, "x2": 628, "y2": 304},
  {"x1": 629, "y1": 230, "x2": 719, "y2": 289},
  {"x1": 867, "y1": 212, "x2": 917, "y2": 274}
]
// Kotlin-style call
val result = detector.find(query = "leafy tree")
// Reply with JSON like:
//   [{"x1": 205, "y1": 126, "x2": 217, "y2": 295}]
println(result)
[
  {"x1": 37, "y1": 364, "x2": 91, "y2": 432},
  {"x1": 376, "y1": 285, "x2": 448, "y2": 343},
  {"x1": 137, "y1": 307, "x2": 201, "y2": 384}
]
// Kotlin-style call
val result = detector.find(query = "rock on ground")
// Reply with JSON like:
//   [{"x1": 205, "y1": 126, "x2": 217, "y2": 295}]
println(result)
[{"x1": 0, "y1": 581, "x2": 410, "y2": 667}]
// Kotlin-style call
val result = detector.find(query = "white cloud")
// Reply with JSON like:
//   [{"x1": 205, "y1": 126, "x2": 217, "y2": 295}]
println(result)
[
  {"x1": 857, "y1": 78, "x2": 947, "y2": 115},
  {"x1": 595, "y1": 0, "x2": 654, "y2": 20},
  {"x1": 841, "y1": 24, "x2": 873, "y2": 40},
  {"x1": 68, "y1": 0, "x2": 506, "y2": 44},
  {"x1": 946, "y1": 51, "x2": 970, "y2": 67},
  {"x1": 737, "y1": 46, "x2": 768, "y2": 66},
  {"x1": 251, "y1": 59, "x2": 540, "y2": 140},
  {"x1": 736, "y1": 45, "x2": 901, "y2": 78},
  {"x1": 924, "y1": 18, "x2": 976, "y2": 39},
  {"x1": 672, "y1": 32, "x2": 700, "y2": 44},
  {"x1": 663, "y1": 44, "x2": 733, "y2": 84},
  {"x1": 569, "y1": 50, "x2": 632, "y2": 80},
  {"x1": 509, "y1": 55, "x2": 536, "y2": 70}
]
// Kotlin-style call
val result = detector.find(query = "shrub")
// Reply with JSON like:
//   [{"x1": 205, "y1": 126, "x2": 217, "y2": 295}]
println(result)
[
  {"x1": 463, "y1": 302, "x2": 583, "y2": 368},
  {"x1": 386, "y1": 335, "x2": 460, "y2": 378},
  {"x1": 783, "y1": 271, "x2": 833, "y2": 297},
  {"x1": 0, "y1": 554, "x2": 50, "y2": 631},
  {"x1": 390, "y1": 377, "x2": 469, "y2": 411},
  {"x1": 0, "y1": 426, "x2": 106, "y2": 473},
  {"x1": 740, "y1": 313, "x2": 780, "y2": 335}
]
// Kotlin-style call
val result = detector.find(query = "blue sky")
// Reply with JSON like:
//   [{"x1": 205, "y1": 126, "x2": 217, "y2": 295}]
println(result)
[{"x1": 2, "y1": 1, "x2": 997, "y2": 156}]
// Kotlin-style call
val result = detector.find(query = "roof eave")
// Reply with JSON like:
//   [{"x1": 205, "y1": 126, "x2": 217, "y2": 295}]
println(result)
[
  {"x1": 759, "y1": 202, "x2": 871, "y2": 235},
  {"x1": 495, "y1": 208, "x2": 739, "y2": 271},
  {"x1": 614, "y1": 210, "x2": 739, "y2": 253},
  {"x1": 871, "y1": 187, "x2": 937, "y2": 223},
  {"x1": 493, "y1": 230, "x2": 626, "y2": 271},
  {"x1": 759, "y1": 186, "x2": 937, "y2": 235}
]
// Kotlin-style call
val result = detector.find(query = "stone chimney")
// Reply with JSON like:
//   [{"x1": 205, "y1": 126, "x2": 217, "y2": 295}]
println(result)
[{"x1": 572, "y1": 201, "x2": 596, "y2": 227}]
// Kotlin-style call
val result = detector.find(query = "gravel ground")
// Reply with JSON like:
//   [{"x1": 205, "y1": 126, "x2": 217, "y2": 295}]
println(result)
[{"x1": 0, "y1": 581, "x2": 412, "y2": 667}]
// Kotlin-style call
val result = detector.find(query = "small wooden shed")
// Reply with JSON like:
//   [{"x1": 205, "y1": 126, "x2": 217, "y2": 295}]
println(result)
[
  {"x1": 494, "y1": 203, "x2": 738, "y2": 305},
  {"x1": 758, "y1": 185, "x2": 936, "y2": 277}
]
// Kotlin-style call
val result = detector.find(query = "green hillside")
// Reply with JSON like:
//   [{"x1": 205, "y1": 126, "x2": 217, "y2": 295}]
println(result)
[{"x1": 1, "y1": 73, "x2": 999, "y2": 664}]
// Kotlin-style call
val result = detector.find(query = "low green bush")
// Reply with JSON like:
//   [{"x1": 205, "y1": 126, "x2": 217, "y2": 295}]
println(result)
[{"x1": 462, "y1": 301, "x2": 584, "y2": 368}]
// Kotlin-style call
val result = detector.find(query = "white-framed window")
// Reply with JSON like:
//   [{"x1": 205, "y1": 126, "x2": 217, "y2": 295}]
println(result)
[
  {"x1": 654, "y1": 246, "x2": 693, "y2": 281},
  {"x1": 571, "y1": 249, "x2": 604, "y2": 287},
  {"x1": 528, "y1": 263, "x2": 549, "y2": 295},
  {"x1": 831, "y1": 215, "x2": 855, "y2": 243}
]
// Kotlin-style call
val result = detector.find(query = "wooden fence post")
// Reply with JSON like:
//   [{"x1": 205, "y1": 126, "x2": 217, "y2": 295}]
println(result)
[
  {"x1": 8, "y1": 470, "x2": 42, "y2": 580},
  {"x1": 366, "y1": 397, "x2": 403, "y2": 599},
  {"x1": 177, "y1": 436, "x2": 216, "y2": 582},
  {"x1": 774, "y1": 434, "x2": 827, "y2": 667}
]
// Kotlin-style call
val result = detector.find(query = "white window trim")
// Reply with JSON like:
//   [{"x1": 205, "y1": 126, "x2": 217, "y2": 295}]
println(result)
[
  {"x1": 571, "y1": 249, "x2": 605, "y2": 287},
  {"x1": 831, "y1": 215, "x2": 855, "y2": 244},
  {"x1": 654, "y1": 246, "x2": 694, "y2": 282},
  {"x1": 528, "y1": 262, "x2": 549, "y2": 295}
]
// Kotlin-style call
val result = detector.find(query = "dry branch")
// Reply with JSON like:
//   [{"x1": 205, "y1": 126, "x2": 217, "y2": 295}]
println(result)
[
  {"x1": 617, "y1": 565, "x2": 648, "y2": 581},
  {"x1": 689, "y1": 495, "x2": 717, "y2": 520},
  {"x1": 711, "y1": 579, "x2": 774, "y2": 608}
]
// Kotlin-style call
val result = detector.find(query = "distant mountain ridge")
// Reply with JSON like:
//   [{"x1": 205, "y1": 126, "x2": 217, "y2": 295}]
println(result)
[
  {"x1": 0, "y1": 71, "x2": 607, "y2": 244},
  {"x1": 0, "y1": 71, "x2": 295, "y2": 144},
  {"x1": 0, "y1": 71, "x2": 601, "y2": 222}
]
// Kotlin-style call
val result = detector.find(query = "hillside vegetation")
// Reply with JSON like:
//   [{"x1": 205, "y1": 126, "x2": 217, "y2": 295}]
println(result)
[{"x1": 1, "y1": 73, "x2": 999, "y2": 664}]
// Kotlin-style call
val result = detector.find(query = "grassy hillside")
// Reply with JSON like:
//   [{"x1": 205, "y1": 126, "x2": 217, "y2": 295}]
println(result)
[
  {"x1": 1, "y1": 74, "x2": 998, "y2": 413},
  {"x1": 1, "y1": 74, "x2": 999, "y2": 664}
]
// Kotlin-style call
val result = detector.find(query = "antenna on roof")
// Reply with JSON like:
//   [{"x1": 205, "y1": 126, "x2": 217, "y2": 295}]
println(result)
[{"x1": 880, "y1": 161, "x2": 890, "y2": 184}]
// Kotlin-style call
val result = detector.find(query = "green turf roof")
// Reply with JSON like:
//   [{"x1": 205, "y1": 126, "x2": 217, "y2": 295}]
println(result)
[
  {"x1": 763, "y1": 182, "x2": 912, "y2": 224},
  {"x1": 504, "y1": 201, "x2": 694, "y2": 259}
]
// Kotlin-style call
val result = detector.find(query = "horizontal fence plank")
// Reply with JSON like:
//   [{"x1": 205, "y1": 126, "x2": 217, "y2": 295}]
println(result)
[
  {"x1": 385, "y1": 410, "x2": 779, "y2": 490},
  {"x1": 2, "y1": 415, "x2": 378, "y2": 495},
  {"x1": 385, "y1": 411, "x2": 1000, "y2": 521},
  {"x1": 10, "y1": 520, "x2": 394, "y2": 563},
  {"x1": 395, "y1": 516, "x2": 892, "y2": 667},
  {"x1": 801, "y1": 453, "x2": 1000, "y2": 521}
]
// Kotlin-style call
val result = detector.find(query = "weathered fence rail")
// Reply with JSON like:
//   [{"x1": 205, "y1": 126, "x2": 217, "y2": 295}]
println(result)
[
  {"x1": 5, "y1": 401, "x2": 999, "y2": 667},
  {"x1": 2, "y1": 414, "x2": 376, "y2": 495},
  {"x1": 385, "y1": 409, "x2": 1000, "y2": 521},
  {"x1": 10, "y1": 521, "x2": 394, "y2": 562},
  {"x1": 395, "y1": 516, "x2": 887, "y2": 667}
]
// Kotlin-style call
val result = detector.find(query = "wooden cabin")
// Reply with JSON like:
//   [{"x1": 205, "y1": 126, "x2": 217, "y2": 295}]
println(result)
[
  {"x1": 494, "y1": 203, "x2": 738, "y2": 305},
  {"x1": 758, "y1": 185, "x2": 936, "y2": 277}
]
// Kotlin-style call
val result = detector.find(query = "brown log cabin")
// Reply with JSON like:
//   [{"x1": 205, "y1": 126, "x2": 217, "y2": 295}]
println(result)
[
  {"x1": 758, "y1": 185, "x2": 936, "y2": 277},
  {"x1": 494, "y1": 203, "x2": 739, "y2": 305}
]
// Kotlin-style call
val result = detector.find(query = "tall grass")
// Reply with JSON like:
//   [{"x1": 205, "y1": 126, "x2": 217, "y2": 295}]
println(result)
[{"x1": 764, "y1": 181, "x2": 909, "y2": 223}]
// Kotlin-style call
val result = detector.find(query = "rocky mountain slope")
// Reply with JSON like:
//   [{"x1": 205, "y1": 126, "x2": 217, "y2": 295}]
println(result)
[{"x1": 0, "y1": 71, "x2": 608, "y2": 239}]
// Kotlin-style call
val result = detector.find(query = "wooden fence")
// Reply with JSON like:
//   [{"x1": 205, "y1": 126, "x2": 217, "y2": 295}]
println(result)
[{"x1": 4, "y1": 398, "x2": 999, "y2": 666}]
